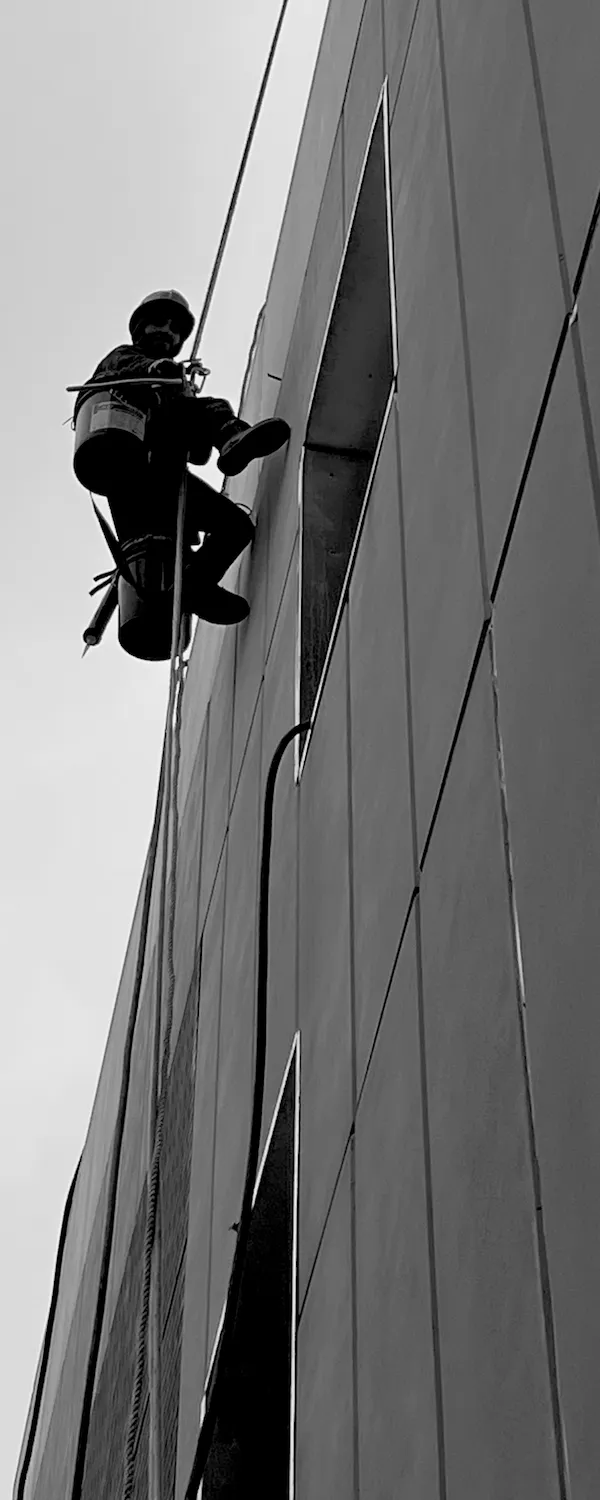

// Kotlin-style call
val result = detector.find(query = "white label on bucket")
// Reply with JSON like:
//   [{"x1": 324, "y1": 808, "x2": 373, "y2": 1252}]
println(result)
[{"x1": 90, "y1": 403, "x2": 146, "y2": 440}]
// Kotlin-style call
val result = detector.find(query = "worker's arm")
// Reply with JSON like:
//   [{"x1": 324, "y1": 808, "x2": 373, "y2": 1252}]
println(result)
[
  {"x1": 73, "y1": 346, "x2": 182, "y2": 417},
  {"x1": 90, "y1": 345, "x2": 175, "y2": 381}
]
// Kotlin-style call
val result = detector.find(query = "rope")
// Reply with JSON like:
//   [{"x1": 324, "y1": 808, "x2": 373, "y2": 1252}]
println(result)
[
  {"x1": 70, "y1": 476, "x2": 188, "y2": 1500},
  {"x1": 184, "y1": 720, "x2": 308, "y2": 1500},
  {"x1": 59, "y1": 3, "x2": 295, "y2": 1487},
  {"x1": 121, "y1": 473, "x2": 188, "y2": 1500},
  {"x1": 189, "y1": 0, "x2": 292, "y2": 362},
  {"x1": 69, "y1": 735, "x2": 168, "y2": 1500}
]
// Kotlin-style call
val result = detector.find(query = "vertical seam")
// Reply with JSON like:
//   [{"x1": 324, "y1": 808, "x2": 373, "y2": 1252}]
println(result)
[
  {"x1": 570, "y1": 327, "x2": 600, "y2": 553},
  {"x1": 345, "y1": 614, "x2": 359, "y2": 1125},
  {"x1": 414, "y1": 897, "x2": 447, "y2": 1500},
  {"x1": 389, "y1": 0, "x2": 422, "y2": 124},
  {"x1": 434, "y1": 0, "x2": 490, "y2": 613},
  {"x1": 340, "y1": 109, "x2": 347, "y2": 236},
  {"x1": 253, "y1": 690, "x2": 266, "y2": 1086},
  {"x1": 392, "y1": 400, "x2": 420, "y2": 881},
  {"x1": 294, "y1": 786, "x2": 301, "y2": 1037},
  {"x1": 192, "y1": 718, "x2": 210, "y2": 977},
  {"x1": 201, "y1": 858, "x2": 227, "y2": 1381},
  {"x1": 519, "y1": 0, "x2": 571, "y2": 302},
  {"x1": 520, "y1": 0, "x2": 600, "y2": 550},
  {"x1": 345, "y1": 608, "x2": 360, "y2": 1500},
  {"x1": 345, "y1": 611, "x2": 361, "y2": 1498},
  {"x1": 202, "y1": 640, "x2": 238, "y2": 1376},
  {"x1": 349, "y1": 1136, "x2": 361, "y2": 1500},
  {"x1": 487, "y1": 625, "x2": 570, "y2": 1500}
]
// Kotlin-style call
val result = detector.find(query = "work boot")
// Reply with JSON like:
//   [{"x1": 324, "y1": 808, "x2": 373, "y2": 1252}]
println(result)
[
  {"x1": 217, "y1": 417, "x2": 291, "y2": 476},
  {"x1": 184, "y1": 575, "x2": 250, "y2": 626}
]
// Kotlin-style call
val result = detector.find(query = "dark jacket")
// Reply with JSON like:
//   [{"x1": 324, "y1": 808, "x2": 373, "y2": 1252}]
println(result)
[{"x1": 74, "y1": 343, "x2": 181, "y2": 420}]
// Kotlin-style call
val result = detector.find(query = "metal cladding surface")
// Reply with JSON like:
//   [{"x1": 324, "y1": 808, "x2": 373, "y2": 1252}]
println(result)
[{"x1": 15, "y1": 2, "x2": 600, "y2": 1498}]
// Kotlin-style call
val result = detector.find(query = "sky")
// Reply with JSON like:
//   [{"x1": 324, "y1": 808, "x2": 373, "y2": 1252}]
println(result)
[{"x1": 0, "y1": 1, "x2": 329, "y2": 1491}]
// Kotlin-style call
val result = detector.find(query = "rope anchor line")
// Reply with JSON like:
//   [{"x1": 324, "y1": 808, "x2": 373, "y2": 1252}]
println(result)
[{"x1": 20, "y1": 1, "x2": 298, "y2": 1496}]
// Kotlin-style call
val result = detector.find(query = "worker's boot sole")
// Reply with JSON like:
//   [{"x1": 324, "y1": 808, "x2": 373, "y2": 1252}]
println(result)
[
  {"x1": 217, "y1": 418, "x2": 291, "y2": 476},
  {"x1": 186, "y1": 582, "x2": 250, "y2": 626}
]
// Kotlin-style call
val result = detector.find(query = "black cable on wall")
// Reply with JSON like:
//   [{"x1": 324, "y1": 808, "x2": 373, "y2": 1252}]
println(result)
[{"x1": 184, "y1": 721, "x2": 308, "y2": 1500}]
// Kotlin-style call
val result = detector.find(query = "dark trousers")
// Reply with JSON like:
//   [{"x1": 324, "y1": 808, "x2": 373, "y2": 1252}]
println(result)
[
  {"x1": 105, "y1": 393, "x2": 252, "y2": 580},
  {"x1": 149, "y1": 394, "x2": 246, "y2": 468}
]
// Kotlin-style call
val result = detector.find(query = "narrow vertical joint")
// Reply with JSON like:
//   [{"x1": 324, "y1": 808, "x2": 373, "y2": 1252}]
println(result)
[
  {"x1": 393, "y1": 401, "x2": 420, "y2": 883},
  {"x1": 568, "y1": 326, "x2": 600, "y2": 552},
  {"x1": 340, "y1": 109, "x2": 347, "y2": 237},
  {"x1": 349, "y1": 1135, "x2": 361, "y2": 1500},
  {"x1": 203, "y1": 865, "x2": 228, "y2": 1376},
  {"x1": 414, "y1": 900, "x2": 447, "y2": 1500},
  {"x1": 194, "y1": 712, "x2": 210, "y2": 959},
  {"x1": 294, "y1": 788, "x2": 301, "y2": 1037},
  {"x1": 253, "y1": 693, "x2": 266, "y2": 1084},
  {"x1": 487, "y1": 625, "x2": 570, "y2": 1500},
  {"x1": 433, "y1": 0, "x2": 490, "y2": 613},
  {"x1": 345, "y1": 611, "x2": 358, "y2": 1114},
  {"x1": 519, "y1": 0, "x2": 571, "y2": 307},
  {"x1": 346, "y1": 610, "x2": 360, "y2": 1498}
]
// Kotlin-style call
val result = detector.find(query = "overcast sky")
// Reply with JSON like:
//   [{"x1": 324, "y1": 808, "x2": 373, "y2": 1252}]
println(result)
[{"x1": 0, "y1": 1, "x2": 329, "y2": 1490}]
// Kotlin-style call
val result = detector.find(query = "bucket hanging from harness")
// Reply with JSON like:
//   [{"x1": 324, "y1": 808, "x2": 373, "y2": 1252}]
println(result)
[
  {"x1": 117, "y1": 536, "x2": 191, "y2": 662},
  {"x1": 73, "y1": 395, "x2": 147, "y2": 496}
]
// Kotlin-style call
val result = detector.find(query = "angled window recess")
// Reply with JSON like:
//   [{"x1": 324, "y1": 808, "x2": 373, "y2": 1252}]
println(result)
[
  {"x1": 297, "y1": 88, "x2": 396, "y2": 766},
  {"x1": 200, "y1": 1036, "x2": 300, "y2": 1499}
]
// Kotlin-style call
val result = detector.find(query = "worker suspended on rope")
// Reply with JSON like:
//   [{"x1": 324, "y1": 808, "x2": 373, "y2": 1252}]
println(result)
[{"x1": 72, "y1": 289, "x2": 290, "y2": 651}]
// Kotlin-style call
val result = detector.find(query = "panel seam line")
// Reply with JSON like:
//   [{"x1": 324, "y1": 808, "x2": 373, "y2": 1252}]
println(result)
[{"x1": 488, "y1": 624, "x2": 570, "y2": 1499}]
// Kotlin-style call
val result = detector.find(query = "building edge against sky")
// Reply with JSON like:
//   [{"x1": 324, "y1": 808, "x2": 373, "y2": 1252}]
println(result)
[{"x1": 15, "y1": 0, "x2": 600, "y2": 1495}]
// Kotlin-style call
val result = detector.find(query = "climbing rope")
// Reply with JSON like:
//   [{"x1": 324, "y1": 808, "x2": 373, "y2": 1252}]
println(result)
[
  {"x1": 189, "y1": 0, "x2": 292, "y2": 362},
  {"x1": 69, "y1": 738, "x2": 168, "y2": 1500},
  {"x1": 32, "y1": 5, "x2": 297, "y2": 1496},
  {"x1": 69, "y1": 475, "x2": 188, "y2": 1500},
  {"x1": 121, "y1": 474, "x2": 188, "y2": 1500}
]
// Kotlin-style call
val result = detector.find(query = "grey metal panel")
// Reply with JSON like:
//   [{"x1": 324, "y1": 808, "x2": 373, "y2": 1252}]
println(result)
[
  {"x1": 198, "y1": 630, "x2": 237, "y2": 935},
  {"x1": 171, "y1": 722, "x2": 207, "y2": 1051},
  {"x1": 421, "y1": 656, "x2": 560, "y2": 1500},
  {"x1": 296, "y1": 1155, "x2": 355, "y2": 1500},
  {"x1": 298, "y1": 622, "x2": 353, "y2": 1300},
  {"x1": 577, "y1": 233, "x2": 600, "y2": 472},
  {"x1": 174, "y1": 871, "x2": 224, "y2": 1500},
  {"x1": 348, "y1": 411, "x2": 415, "y2": 1089},
  {"x1": 390, "y1": 0, "x2": 486, "y2": 853},
  {"x1": 527, "y1": 0, "x2": 600, "y2": 275},
  {"x1": 342, "y1": 0, "x2": 385, "y2": 216},
  {"x1": 260, "y1": 545, "x2": 300, "y2": 1152},
  {"x1": 206, "y1": 721, "x2": 262, "y2": 1364},
  {"x1": 229, "y1": 521, "x2": 267, "y2": 798},
  {"x1": 494, "y1": 347, "x2": 600, "y2": 1498},
  {"x1": 385, "y1": 0, "x2": 420, "y2": 118},
  {"x1": 439, "y1": 0, "x2": 563, "y2": 587},
  {"x1": 355, "y1": 911, "x2": 439, "y2": 1499}
]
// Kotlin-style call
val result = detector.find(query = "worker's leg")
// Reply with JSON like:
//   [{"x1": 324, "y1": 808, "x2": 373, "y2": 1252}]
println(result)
[
  {"x1": 185, "y1": 473, "x2": 254, "y2": 575},
  {"x1": 187, "y1": 397, "x2": 291, "y2": 477},
  {"x1": 183, "y1": 472, "x2": 254, "y2": 625}
]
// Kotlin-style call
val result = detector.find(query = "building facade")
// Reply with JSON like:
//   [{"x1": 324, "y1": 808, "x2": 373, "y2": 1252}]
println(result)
[{"x1": 16, "y1": 0, "x2": 600, "y2": 1495}]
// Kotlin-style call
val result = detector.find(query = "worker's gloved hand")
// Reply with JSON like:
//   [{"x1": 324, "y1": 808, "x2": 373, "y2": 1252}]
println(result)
[{"x1": 148, "y1": 357, "x2": 182, "y2": 380}]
